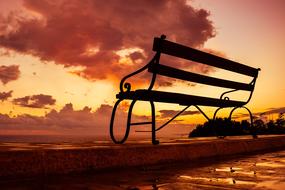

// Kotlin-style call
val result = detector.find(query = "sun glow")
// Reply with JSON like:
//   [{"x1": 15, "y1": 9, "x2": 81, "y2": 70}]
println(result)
[{"x1": 116, "y1": 47, "x2": 145, "y2": 65}]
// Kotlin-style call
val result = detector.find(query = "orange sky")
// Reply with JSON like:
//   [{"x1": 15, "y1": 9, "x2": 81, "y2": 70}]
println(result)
[{"x1": 0, "y1": 0, "x2": 284, "y2": 137}]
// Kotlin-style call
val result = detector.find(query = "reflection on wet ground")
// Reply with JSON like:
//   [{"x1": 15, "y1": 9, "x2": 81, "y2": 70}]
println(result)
[{"x1": 2, "y1": 149, "x2": 285, "y2": 189}]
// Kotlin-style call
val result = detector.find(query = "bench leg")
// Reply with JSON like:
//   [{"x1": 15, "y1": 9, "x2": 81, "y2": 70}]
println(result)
[
  {"x1": 126, "y1": 99, "x2": 137, "y2": 140},
  {"x1": 110, "y1": 99, "x2": 159, "y2": 145},
  {"x1": 212, "y1": 107, "x2": 226, "y2": 138},
  {"x1": 229, "y1": 106, "x2": 257, "y2": 138},
  {"x1": 150, "y1": 101, "x2": 159, "y2": 145},
  {"x1": 213, "y1": 107, "x2": 224, "y2": 120},
  {"x1": 110, "y1": 99, "x2": 131, "y2": 144}
]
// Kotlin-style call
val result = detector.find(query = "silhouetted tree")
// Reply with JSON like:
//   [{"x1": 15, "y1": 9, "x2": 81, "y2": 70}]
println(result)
[
  {"x1": 276, "y1": 113, "x2": 285, "y2": 127},
  {"x1": 267, "y1": 120, "x2": 276, "y2": 131},
  {"x1": 189, "y1": 113, "x2": 285, "y2": 138},
  {"x1": 189, "y1": 118, "x2": 251, "y2": 138}
]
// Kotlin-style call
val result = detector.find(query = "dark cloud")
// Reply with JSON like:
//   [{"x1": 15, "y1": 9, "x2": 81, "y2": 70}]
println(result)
[
  {"x1": 0, "y1": 65, "x2": 20, "y2": 84},
  {"x1": 13, "y1": 94, "x2": 56, "y2": 108},
  {"x1": 0, "y1": 0, "x2": 215, "y2": 86},
  {"x1": 129, "y1": 52, "x2": 145, "y2": 62},
  {"x1": 159, "y1": 109, "x2": 200, "y2": 118},
  {"x1": 0, "y1": 90, "x2": 13, "y2": 101}
]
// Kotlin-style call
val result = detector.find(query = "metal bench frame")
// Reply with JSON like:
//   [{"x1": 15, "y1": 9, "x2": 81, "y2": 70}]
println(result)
[{"x1": 110, "y1": 35, "x2": 260, "y2": 145}]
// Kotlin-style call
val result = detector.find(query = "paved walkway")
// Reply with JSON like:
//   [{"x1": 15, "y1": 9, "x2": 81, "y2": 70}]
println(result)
[{"x1": 1, "y1": 149, "x2": 285, "y2": 189}]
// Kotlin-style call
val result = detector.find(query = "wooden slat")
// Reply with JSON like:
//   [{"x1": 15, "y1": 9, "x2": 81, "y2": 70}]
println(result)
[
  {"x1": 148, "y1": 64, "x2": 253, "y2": 91},
  {"x1": 117, "y1": 90, "x2": 245, "y2": 107},
  {"x1": 153, "y1": 37, "x2": 259, "y2": 77}
]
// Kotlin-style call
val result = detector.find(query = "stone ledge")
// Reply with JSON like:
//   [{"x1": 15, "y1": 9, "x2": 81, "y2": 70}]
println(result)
[{"x1": 1, "y1": 135, "x2": 285, "y2": 178}]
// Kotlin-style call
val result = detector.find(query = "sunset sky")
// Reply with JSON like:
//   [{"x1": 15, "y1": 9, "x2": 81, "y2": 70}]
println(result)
[{"x1": 0, "y1": 0, "x2": 284, "y2": 137}]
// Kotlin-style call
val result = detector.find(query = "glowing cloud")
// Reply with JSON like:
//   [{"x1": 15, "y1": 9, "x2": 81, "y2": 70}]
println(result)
[{"x1": 0, "y1": 0, "x2": 215, "y2": 84}]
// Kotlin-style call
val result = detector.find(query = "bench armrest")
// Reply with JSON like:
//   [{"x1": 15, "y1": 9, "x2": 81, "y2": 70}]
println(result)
[
  {"x1": 219, "y1": 77, "x2": 258, "y2": 105},
  {"x1": 119, "y1": 53, "x2": 159, "y2": 92},
  {"x1": 220, "y1": 89, "x2": 239, "y2": 101}
]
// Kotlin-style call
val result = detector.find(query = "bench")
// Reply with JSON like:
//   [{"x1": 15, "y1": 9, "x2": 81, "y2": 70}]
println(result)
[{"x1": 110, "y1": 35, "x2": 260, "y2": 145}]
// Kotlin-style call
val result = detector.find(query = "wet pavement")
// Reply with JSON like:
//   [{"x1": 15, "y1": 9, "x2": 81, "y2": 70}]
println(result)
[
  {"x1": 0, "y1": 135, "x2": 282, "y2": 151},
  {"x1": 2, "y1": 149, "x2": 285, "y2": 189}
]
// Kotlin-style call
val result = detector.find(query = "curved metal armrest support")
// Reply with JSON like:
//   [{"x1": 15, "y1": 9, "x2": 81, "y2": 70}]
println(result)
[
  {"x1": 219, "y1": 77, "x2": 258, "y2": 104},
  {"x1": 220, "y1": 89, "x2": 239, "y2": 101},
  {"x1": 119, "y1": 53, "x2": 159, "y2": 92},
  {"x1": 244, "y1": 77, "x2": 258, "y2": 104}
]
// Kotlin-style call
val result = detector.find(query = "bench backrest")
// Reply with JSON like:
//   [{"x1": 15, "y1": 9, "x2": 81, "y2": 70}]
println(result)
[{"x1": 148, "y1": 36, "x2": 260, "y2": 91}]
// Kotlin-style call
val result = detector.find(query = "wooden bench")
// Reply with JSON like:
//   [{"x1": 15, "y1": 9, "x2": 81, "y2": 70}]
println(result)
[{"x1": 110, "y1": 35, "x2": 260, "y2": 145}]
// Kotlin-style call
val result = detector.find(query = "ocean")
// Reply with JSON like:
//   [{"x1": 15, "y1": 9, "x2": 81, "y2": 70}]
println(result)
[
  {"x1": 0, "y1": 135, "x2": 108, "y2": 143},
  {"x1": 0, "y1": 134, "x2": 189, "y2": 143}
]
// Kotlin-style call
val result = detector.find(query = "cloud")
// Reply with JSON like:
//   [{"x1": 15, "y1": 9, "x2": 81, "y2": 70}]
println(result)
[
  {"x1": 0, "y1": 103, "x2": 103, "y2": 135},
  {"x1": 0, "y1": 102, "x2": 196, "y2": 137},
  {"x1": 230, "y1": 107, "x2": 285, "y2": 120},
  {"x1": 0, "y1": 0, "x2": 215, "y2": 87},
  {"x1": 0, "y1": 90, "x2": 13, "y2": 101},
  {"x1": 45, "y1": 103, "x2": 153, "y2": 135},
  {"x1": 13, "y1": 94, "x2": 56, "y2": 108},
  {"x1": 0, "y1": 103, "x2": 140, "y2": 136},
  {"x1": 0, "y1": 65, "x2": 20, "y2": 84},
  {"x1": 263, "y1": 107, "x2": 285, "y2": 115},
  {"x1": 159, "y1": 109, "x2": 200, "y2": 118}
]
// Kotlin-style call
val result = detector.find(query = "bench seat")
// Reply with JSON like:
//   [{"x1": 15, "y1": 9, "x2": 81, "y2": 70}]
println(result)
[{"x1": 117, "y1": 90, "x2": 245, "y2": 108}]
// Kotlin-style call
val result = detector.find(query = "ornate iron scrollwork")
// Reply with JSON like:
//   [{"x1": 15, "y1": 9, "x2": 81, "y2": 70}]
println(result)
[
  {"x1": 220, "y1": 89, "x2": 238, "y2": 102},
  {"x1": 119, "y1": 54, "x2": 159, "y2": 93}
]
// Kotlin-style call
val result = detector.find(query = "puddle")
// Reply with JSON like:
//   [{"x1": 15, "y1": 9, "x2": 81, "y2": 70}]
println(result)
[
  {"x1": 215, "y1": 167, "x2": 243, "y2": 172},
  {"x1": 235, "y1": 170, "x2": 256, "y2": 175},
  {"x1": 256, "y1": 162, "x2": 285, "y2": 168},
  {"x1": 8, "y1": 148, "x2": 32, "y2": 151},
  {"x1": 214, "y1": 166, "x2": 257, "y2": 176},
  {"x1": 179, "y1": 175, "x2": 256, "y2": 185},
  {"x1": 1, "y1": 142, "x2": 31, "y2": 146},
  {"x1": 267, "y1": 170, "x2": 277, "y2": 174},
  {"x1": 255, "y1": 180, "x2": 285, "y2": 190}
]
